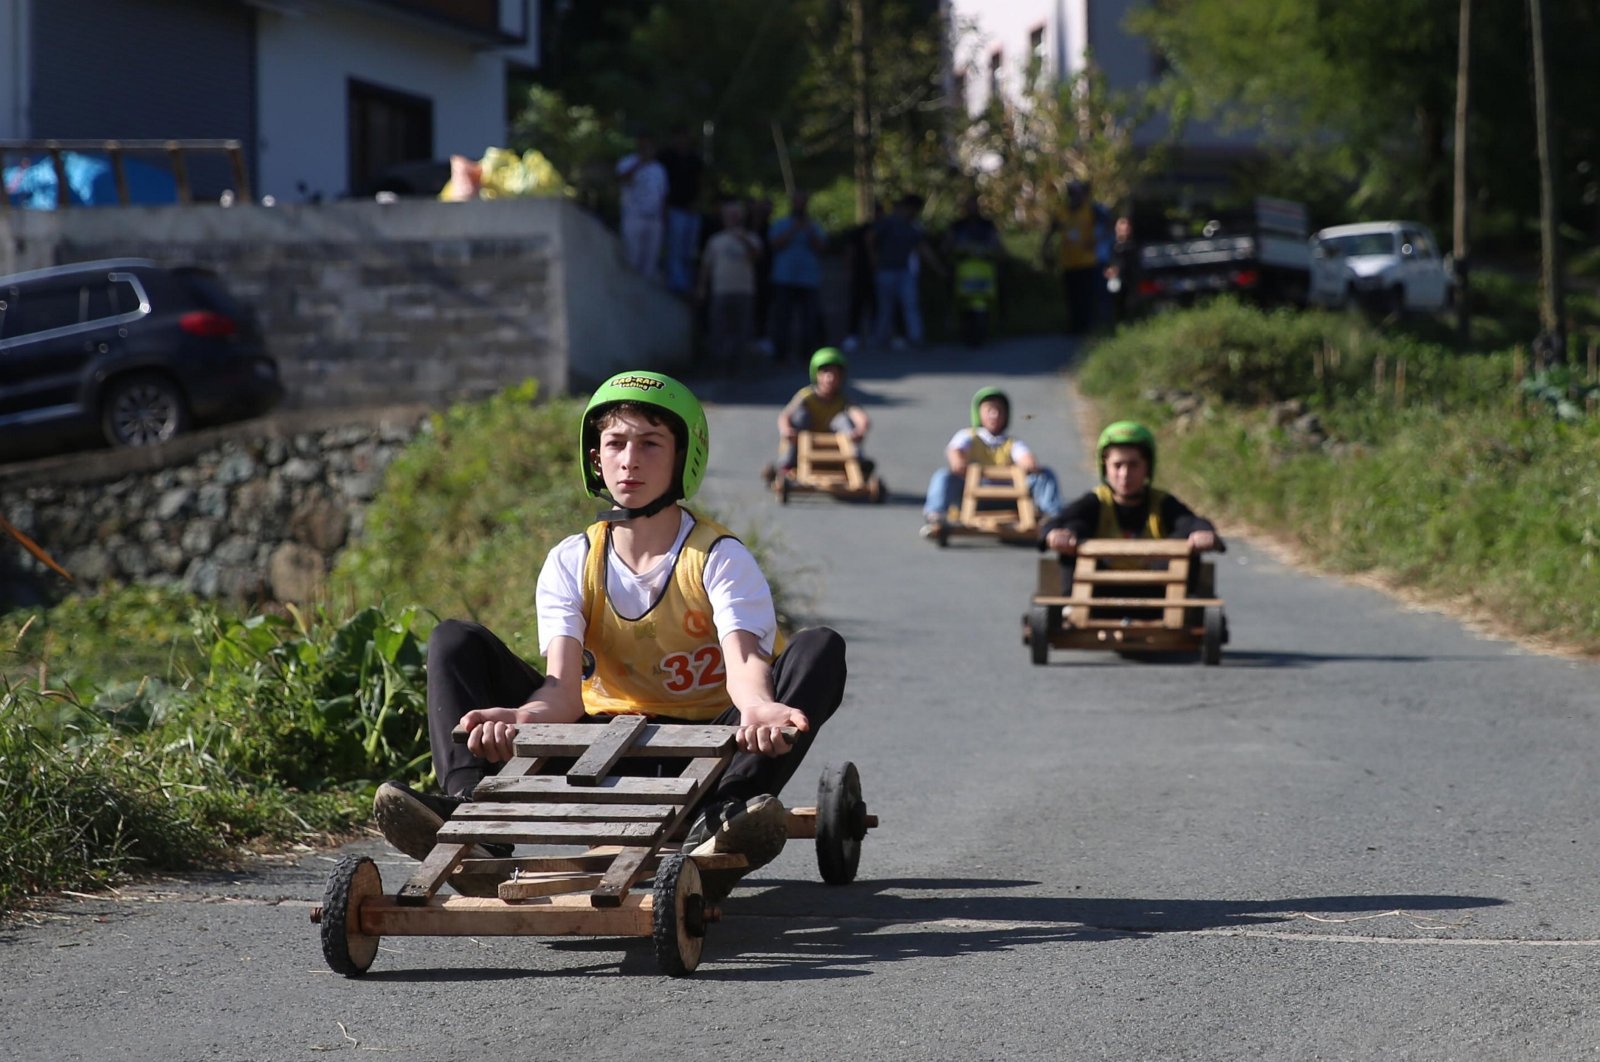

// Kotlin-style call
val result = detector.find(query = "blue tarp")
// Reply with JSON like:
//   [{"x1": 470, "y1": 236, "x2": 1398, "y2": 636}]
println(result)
[{"x1": 3, "y1": 151, "x2": 180, "y2": 209}]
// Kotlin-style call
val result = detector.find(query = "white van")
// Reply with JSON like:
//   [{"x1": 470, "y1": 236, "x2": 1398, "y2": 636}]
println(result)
[{"x1": 1307, "y1": 221, "x2": 1454, "y2": 313}]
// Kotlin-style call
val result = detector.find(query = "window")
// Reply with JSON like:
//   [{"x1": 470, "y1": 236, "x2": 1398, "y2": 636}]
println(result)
[
  {"x1": 348, "y1": 79, "x2": 434, "y2": 198},
  {"x1": 0, "y1": 284, "x2": 82, "y2": 340}
]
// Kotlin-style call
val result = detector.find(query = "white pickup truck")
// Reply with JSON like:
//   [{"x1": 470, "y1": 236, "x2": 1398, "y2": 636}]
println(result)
[{"x1": 1307, "y1": 221, "x2": 1454, "y2": 313}]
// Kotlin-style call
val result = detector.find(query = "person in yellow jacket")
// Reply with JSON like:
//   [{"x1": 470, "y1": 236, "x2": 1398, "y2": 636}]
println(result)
[
  {"x1": 374, "y1": 371, "x2": 847, "y2": 899},
  {"x1": 1041, "y1": 178, "x2": 1109, "y2": 336},
  {"x1": 1038, "y1": 420, "x2": 1223, "y2": 592}
]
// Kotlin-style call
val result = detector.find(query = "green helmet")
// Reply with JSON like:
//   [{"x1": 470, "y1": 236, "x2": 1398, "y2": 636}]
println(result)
[
  {"x1": 971, "y1": 387, "x2": 1010, "y2": 429},
  {"x1": 580, "y1": 370, "x2": 709, "y2": 503},
  {"x1": 1097, "y1": 420, "x2": 1156, "y2": 479},
  {"x1": 809, "y1": 346, "x2": 848, "y2": 384}
]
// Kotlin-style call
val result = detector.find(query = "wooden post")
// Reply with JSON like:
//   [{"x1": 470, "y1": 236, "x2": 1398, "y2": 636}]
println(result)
[
  {"x1": 108, "y1": 143, "x2": 130, "y2": 205},
  {"x1": 49, "y1": 145, "x2": 69, "y2": 208},
  {"x1": 228, "y1": 142, "x2": 252, "y2": 203},
  {"x1": 167, "y1": 143, "x2": 191, "y2": 204},
  {"x1": 1513, "y1": 344, "x2": 1525, "y2": 414}
]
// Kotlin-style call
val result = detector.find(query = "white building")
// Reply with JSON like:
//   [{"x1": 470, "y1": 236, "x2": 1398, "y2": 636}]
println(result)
[
  {"x1": 1, "y1": 0, "x2": 539, "y2": 201},
  {"x1": 948, "y1": 0, "x2": 1257, "y2": 187}
]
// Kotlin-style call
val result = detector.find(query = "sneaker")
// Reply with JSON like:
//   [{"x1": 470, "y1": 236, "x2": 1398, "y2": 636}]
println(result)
[
  {"x1": 683, "y1": 794, "x2": 789, "y2": 902},
  {"x1": 372, "y1": 781, "x2": 512, "y2": 862}
]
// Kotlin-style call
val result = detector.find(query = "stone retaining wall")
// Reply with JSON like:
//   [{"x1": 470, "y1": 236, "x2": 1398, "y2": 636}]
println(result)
[{"x1": 0, "y1": 407, "x2": 428, "y2": 609}]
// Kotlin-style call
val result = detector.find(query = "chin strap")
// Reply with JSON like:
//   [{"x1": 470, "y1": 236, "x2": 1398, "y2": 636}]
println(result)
[{"x1": 594, "y1": 490, "x2": 679, "y2": 522}]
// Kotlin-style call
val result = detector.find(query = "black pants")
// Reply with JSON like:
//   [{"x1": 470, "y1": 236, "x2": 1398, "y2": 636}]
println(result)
[
  {"x1": 426, "y1": 619, "x2": 847, "y2": 805},
  {"x1": 1061, "y1": 267, "x2": 1099, "y2": 336}
]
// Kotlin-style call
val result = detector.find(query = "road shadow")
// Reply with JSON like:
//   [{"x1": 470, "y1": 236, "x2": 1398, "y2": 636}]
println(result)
[
  {"x1": 353, "y1": 876, "x2": 1503, "y2": 982},
  {"x1": 1214, "y1": 650, "x2": 1504, "y2": 669}
]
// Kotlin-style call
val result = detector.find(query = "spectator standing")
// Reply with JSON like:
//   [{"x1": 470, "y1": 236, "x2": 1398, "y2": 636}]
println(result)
[
  {"x1": 698, "y1": 199, "x2": 762, "y2": 375},
  {"x1": 658, "y1": 126, "x2": 706, "y2": 294},
  {"x1": 870, "y1": 193, "x2": 940, "y2": 350},
  {"x1": 840, "y1": 200, "x2": 882, "y2": 352},
  {"x1": 767, "y1": 190, "x2": 827, "y2": 363},
  {"x1": 1106, "y1": 215, "x2": 1139, "y2": 325},
  {"x1": 748, "y1": 196, "x2": 775, "y2": 356},
  {"x1": 615, "y1": 133, "x2": 668, "y2": 278},
  {"x1": 1042, "y1": 178, "x2": 1102, "y2": 336}
]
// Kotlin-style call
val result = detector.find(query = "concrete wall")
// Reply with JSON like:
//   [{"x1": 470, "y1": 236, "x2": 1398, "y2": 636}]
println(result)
[{"x1": 0, "y1": 197, "x2": 690, "y2": 407}]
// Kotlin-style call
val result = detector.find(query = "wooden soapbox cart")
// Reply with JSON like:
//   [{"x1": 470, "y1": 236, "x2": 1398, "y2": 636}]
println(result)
[
  {"x1": 1022, "y1": 540, "x2": 1227, "y2": 665},
  {"x1": 313, "y1": 717, "x2": 876, "y2": 977},
  {"x1": 765, "y1": 430, "x2": 886, "y2": 504},
  {"x1": 929, "y1": 464, "x2": 1038, "y2": 546}
]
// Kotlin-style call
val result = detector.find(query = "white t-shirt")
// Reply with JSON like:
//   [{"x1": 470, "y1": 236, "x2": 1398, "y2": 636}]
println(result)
[
  {"x1": 702, "y1": 229, "x2": 760, "y2": 295},
  {"x1": 616, "y1": 155, "x2": 668, "y2": 220},
  {"x1": 537, "y1": 509, "x2": 778, "y2": 657},
  {"x1": 945, "y1": 426, "x2": 1032, "y2": 462}
]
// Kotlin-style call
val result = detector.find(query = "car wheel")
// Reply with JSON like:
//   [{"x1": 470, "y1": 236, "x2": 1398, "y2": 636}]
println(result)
[{"x1": 101, "y1": 374, "x2": 189, "y2": 447}]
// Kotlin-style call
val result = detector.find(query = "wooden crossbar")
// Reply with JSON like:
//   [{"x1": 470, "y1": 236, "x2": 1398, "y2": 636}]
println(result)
[
  {"x1": 1034, "y1": 595, "x2": 1224, "y2": 608},
  {"x1": 473, "y1": 775, "x2": 700, "y2": 804}
]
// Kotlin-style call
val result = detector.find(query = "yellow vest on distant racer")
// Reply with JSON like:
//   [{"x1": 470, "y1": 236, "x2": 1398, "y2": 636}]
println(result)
[
  {"x1": 966, "y1": 435, "x2": 1015, "y2": 467},
  {"x1": 580, "y1": 512, "x2": 769, "y2": 719},
  {"x1": 1094, "y1": 484, "x2": 1170, "y2": 570}
]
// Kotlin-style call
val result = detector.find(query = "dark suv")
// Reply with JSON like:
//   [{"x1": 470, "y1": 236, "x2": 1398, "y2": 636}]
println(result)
[{"x1": 0, "y1": 258, "x2": 282, "y2": 457}]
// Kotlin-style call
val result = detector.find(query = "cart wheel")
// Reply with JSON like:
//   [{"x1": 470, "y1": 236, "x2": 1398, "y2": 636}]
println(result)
[
  {"x1": 1202, "y1": 607, "x2": 1224, "y2": 666},
  {"x1": 816, "y1": 762, "x2": 866, "y2": 885},
  {"x1": 1027, "y1": 605, "x2": 1050, "y2": 666},
  {"x1": 778, "y1": 476, "x2": 791, "y2": 505},
  {"x1": 868, "y1": 475, "x2": 887, "y2": 504},
  {"x1": 320, "y1": 855, "x2": 382, "y2": 977},
  {"x1": 652, "y1": 853, "x2": 707, "y2": 977},
  {"x1": 935, "y1": 522, "x2": 950, "y2": 548}
]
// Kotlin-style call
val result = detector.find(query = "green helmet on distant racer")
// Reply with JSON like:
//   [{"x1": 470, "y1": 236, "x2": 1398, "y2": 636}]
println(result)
[
  {"x1": 809, "y1": 346, "x2": 848, "y2": 384},
  {"x1": 581, "y1": 371, "x2": 709, "y2": 511},
  {"x1": 970, "y1": 387, "x2": 1009, "y2": 429},
  {"x1": 1096, "y1": 420, "x2": 1156, "y2": 479}
]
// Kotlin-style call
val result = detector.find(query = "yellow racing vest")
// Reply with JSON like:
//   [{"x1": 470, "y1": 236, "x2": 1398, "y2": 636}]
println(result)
[
  {"x1": 1053, "y1": 201, "x2": 1098, "y2": 271},
  {"x1": 966, "y1": 435, "x2": 1015, "y2": 467},
  {"x1": 580, "y1": 512, "x2": 768, "y2": 719},
  {"x1": 1094, "y1": 484, "x2": 1170, "y2": 569},
  {"x1": 792, "y1": 386, "x2": 849, "y2": 430}
]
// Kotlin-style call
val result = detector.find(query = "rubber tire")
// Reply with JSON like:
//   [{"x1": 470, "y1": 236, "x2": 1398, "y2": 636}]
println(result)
[
  {"x1": 652, "y1": 853, "x2": 706, "y2": 977},
  {"x1": 320, "y1": 855, "x2": 382, "y2": 977},
  {"x1": 1202, "y1": 607, "x2": 1224, "y2": 667},
  {"x1": 935, "y1": 523, "x2": 950, "y2": 548},
  {"x1": 101, "y1": 373, "x2": 189, "y2": 448},
  {"x1": 778, "y1": 476, "x2": 791, "y2": 505},
  {"x1": 1028, "y1": 606, "x2": 1050, "y2": 666},
  {"x1": 868, "y1": 475, "x2": 887, "y2": 504},
  {"x1": 816, "y1": 762, "x2": 865, "y2": 885}
]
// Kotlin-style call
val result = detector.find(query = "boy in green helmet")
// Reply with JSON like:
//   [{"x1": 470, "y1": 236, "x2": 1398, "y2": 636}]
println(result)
[
  {"x1": 1038, "y1": 420, "x2": 1223, "y2": 589},
  {"x1": 374, "y1": 371, "x2": 848, "y2": 899},
  {"x1": 921, "y1": 386, "x2": 1064, "y2": 536},
  {"x1": 767, "y1": 346, "x2": 873, "y2": 479}
]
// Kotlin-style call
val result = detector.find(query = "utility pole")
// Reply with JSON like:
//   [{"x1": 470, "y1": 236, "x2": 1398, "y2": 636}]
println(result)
[
  {"x1": 851, "y1": 0, "x2": 874, "y2": 223},
  {"x1": 1452, "y1": 0, "x2": 1471, "y2": 345},
  {"x1": 1527, "y1": 0, "x2": 1565, "y2": 357}
]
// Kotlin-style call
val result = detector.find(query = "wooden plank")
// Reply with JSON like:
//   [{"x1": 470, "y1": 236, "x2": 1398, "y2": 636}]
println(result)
[
  {"x1": 836, "y1": 433, "x2": 865, "y2": 490},
  {"x1": 438, "y1": 820, "x2": 665, "y2": 846},
  {"x1": 1164, "y1": 556, "x2": 1191, "y2": 629},
  {"x1": 472, "y1": 775, "x2": 699, "y2": 804},
  {"x1": 468, "y1": 850, "x2": 661, "y2": 876},
  {"x1": 566, "y1": 714, "x2": 649, "y2": 786},
  {"x1": 396, "y1": 843, "x2": 476, "y2": 905},
  {"x1": 505, "y1": 722, "x2": 738, "y2": 758},
  {"x1": 1070, "y1": 570, "x2": 1184, "y2": 585},
  {"x1": 451, "y1": 802, "x2": 674, "y2": 822},
  {"x1": 498, "y1": 872, "x2": 605, "y2": 900},
  {"x1": 361, "y1": 893, "x2": 654, "y2": 938},
  {"x1": 590, "y1": 753, "x2": 729, "y2": 907},
  {"x1": 1034, "y1": 596, "x2": 1223, "y2": 608},
  {"x1": 1077, "y1": 539, "x2": 1192, "y2": 558}
]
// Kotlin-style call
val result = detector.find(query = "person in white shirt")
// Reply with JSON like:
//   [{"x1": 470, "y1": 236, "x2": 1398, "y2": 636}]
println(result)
[
  {"x1": 697, "y1": 198, "x2": 762, "y2": 374},
  {"x1": 372, "y1": 371, "x2": 848, "y2": 902},
  {"x1": 615, "y1": 133, "x2": 669, "y2": 278},
  {"x1": 921, "y1": 386, "x2": 1064, "y2": 535}
]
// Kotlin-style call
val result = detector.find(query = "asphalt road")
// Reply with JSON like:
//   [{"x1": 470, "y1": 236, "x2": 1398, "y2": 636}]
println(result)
[{"x1": 6, "y1": 336, "x2": 1600, "y2": 1061}]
